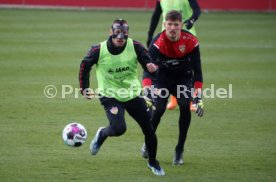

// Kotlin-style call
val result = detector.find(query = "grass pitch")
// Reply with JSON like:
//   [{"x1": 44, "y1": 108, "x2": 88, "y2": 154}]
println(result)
[{"x1": 0, "y1": 8, "x2": 276, "y2": 181}]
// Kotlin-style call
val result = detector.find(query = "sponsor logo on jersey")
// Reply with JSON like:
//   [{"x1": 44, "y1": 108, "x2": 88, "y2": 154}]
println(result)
[
  {"x1": 107, "y1": 67, "x2": 129, "y2": 74},
  {"x1": 115, "y1": 66, "x2": 129, "y2": 72}
]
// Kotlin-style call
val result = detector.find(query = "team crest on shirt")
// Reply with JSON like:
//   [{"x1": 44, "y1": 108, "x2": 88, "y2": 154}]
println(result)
[
  {"x1": 179, "y1": 45, "x2": 186, "y2": 53},
  {"x1": 110, "y1": 107, "x2": 118, "y2": 115}
]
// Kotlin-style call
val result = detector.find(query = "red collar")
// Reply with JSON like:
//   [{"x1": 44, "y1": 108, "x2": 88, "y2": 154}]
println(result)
[{"x1": 154, "y1": 31, "x2": 198, "y2": 58}]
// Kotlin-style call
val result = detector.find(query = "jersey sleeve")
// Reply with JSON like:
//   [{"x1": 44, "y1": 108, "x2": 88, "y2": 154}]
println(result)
[
  {"x1": 148, "y1": 1, "x2": 162, "y2": 37},
  {"x1": 148, "y1": 37, "x2": 166, "y2": 69},
  {"x1": 188, "y1": 0, "x2": 201, "y2": 22},
  {"x1": 190, "y1": 45, "x2": 203, "y2": 89},
  {"x1": 79, "y1": 44, "x2": 100, "y2": 93},
  {"x1": 133, "y1": 40, "x2": 152, "y2": 71}
]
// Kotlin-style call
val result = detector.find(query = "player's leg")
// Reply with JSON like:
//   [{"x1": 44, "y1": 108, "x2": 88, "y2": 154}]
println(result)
[
  {"x1": 139, "y1": 85, "x2": 169, "y2": 159},
  {"x1": 174, "y1": 98, "x2": 191, "y2": 165},
  {"x1": 125, "y1": 97, "x2": 165, "y2": 176},
  {"x1": 100, "y1": 97, "x2": 127, "y2": 137},
  {"x1": 151, "y1": 85, "x2": 169, "y2": 131},
  {"x1": 171, "y1": 81, "x2": 192, "y2": 165},
  {"x1": 90, "y1": 97, "x2": 126, "y2": 155}
]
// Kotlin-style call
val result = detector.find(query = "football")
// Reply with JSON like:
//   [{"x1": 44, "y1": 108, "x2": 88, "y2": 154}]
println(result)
[{"x1": 62, "y1": 122, "x2": 87, "y2": 147}]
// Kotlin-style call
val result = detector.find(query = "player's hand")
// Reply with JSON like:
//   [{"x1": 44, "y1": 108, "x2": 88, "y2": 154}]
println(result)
[
  {"x1": 142, "y1": 86, "x2": 156, "y2": 112},
  {"x1": 192, "y1": 90, "x2": 204, "y2": 117},
  {"x1": 194, "y1": 98, "x2": 204, "y2": 117},
  {"x1": 81, "y1": 88, "x2": 95, "y2": 100},
  {"x1": 146, "y1": 63, "x2": 158, "y2": 73},
  {"x1": 144, "y1": 95, "x2": 155, "y2": 111},
  {"x1": 147, "y1": 34, "x2": 153, "y2": 48},
  {"x1": 184, "y1": 19, "x2": 194, "y2": 30}
]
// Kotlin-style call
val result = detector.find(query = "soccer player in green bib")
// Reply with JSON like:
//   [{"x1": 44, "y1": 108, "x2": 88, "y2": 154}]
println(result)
[
  {"x1": 79, "y1": 19, "x2": 165, "y2": 176},
  {"x1": 143, "y1": 0, "x2": 201, "y2": 110}
]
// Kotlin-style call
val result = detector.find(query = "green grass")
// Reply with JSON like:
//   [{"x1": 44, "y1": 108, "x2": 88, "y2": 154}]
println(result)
[{"x1": 0, "y1": 8, "x2": 276, "y2": 181}]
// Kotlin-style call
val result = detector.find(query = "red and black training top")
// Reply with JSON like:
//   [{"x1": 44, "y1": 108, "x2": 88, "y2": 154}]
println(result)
[{"x1": 149, "y1": 30, "x2": 203, "y2": 89}]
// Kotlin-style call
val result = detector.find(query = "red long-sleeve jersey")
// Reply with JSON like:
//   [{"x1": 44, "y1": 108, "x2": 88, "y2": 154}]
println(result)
[{"x1": 149, "y1": 30, "x2": 203, "y2": 89}]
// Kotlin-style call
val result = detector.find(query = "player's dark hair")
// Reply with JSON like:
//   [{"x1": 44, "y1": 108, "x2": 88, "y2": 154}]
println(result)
[
  {"x1": 165, "y1": 10, "x2": 182, "y2": 22},
  {"x1": 111, "y1": 18, "x2": 129, "y2": 31}
]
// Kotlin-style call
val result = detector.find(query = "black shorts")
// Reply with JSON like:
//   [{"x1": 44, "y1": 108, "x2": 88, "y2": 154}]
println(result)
[
  {"x1": 153, "y1": 78, "x2": 192, "y2": 99},
  {"x1": 99, "y1": 96, "x2": 152, "y2": 135}
]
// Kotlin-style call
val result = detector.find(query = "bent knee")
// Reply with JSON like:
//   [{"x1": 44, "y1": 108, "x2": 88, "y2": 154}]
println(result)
[{"x1": 113, "y1": 125, "x2": 126, "y2": 136}]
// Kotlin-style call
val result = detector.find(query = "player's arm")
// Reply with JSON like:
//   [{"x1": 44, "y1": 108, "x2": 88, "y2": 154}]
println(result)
[
  {"x1": 79, "y1": 44, "x2": 100, "y2": 94},
  {"x1": 185, "y1": 0, "x2": 201, "y2": 29},
  {"x1": 148, "y1": 34, "x2": 164, "y2": 68},
  {"x1": 190, "y1": 45, "x2": 204, "y2": 117},
  {"x1": 133, "y1": 40, "x2": 158, "y2": 73},
  {"x1": 134, "y1": 40, "x2": 157, "y2": 107},
  {"x1": 147, "y1": 0, "x2": 162, "y2": 47},
  {"x1": 134, "y1": 40, "x2": 157, "y2": 104},
  {"x1": 188, "y1": 0, "x2": 201, "y2": 22},
  {"x1": 190, "y1": 45, "x2": 203, "y2": 89}
]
